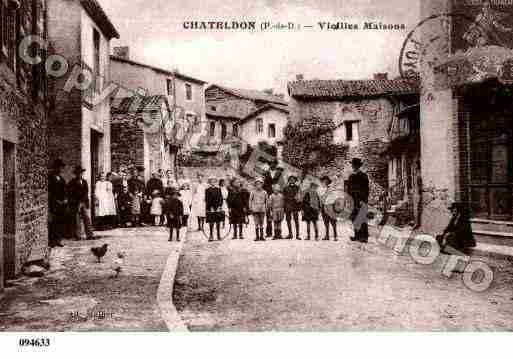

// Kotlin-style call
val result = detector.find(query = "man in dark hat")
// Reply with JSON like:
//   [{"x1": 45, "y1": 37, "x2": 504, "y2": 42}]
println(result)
[
  {"x1": 67, "y1": 165, "x2": 94, "y2": 240},
  {"x1": 347, "y1": 158, "x2": 369, "y2": 243},
  {"x1": 48, "y1": 159, "x2": 68, "y2": 247},
  {"x1": 283, "y1": 175, "x2": 302, "y2": 240}
]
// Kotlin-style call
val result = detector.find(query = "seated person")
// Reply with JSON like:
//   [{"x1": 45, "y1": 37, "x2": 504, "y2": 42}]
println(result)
[{"x1": 436, "y1": 202, "x2": 476, "y2": 254}]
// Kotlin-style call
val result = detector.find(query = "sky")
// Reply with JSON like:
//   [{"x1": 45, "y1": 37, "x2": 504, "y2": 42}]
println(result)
[{"x1": 99, "y1": 0, "x2": 420, "y2": 94}]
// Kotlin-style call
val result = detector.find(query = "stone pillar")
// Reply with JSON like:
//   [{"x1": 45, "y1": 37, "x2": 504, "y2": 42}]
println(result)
[{"x1": 419, "y1": 0, "x2": 456, "y2": 234}]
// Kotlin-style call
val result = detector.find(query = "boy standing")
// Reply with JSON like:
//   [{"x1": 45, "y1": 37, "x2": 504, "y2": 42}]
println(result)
[
  {"x1": 249, "y1": 179, "x2": 268, "y2": 242},
  {"x1": 283, "y1": 175, "x2": 302, "y2": 240},
  {"x1": 302, "y1": 182, "x2": 321, "y2": 241},
  {"x1": 269, "y1": 184, "x2": 285, "y2": 240},
  {"x1": 166, "y1": 191, "x2": 184, "y2": 242}
]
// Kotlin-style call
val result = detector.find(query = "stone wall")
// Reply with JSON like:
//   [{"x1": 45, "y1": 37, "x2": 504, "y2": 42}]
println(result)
[
  {"x1": 111, "y1": 114, "x2": 168, "y2": 177},
  {"x1": 286, "y1": 97, "x2": 394, "y2": 205},
  {"x1": 0, "y1": 65, "x2": 49, "y2": 279},
  {"x1": 111, "y1": 115, "x2": 145, "y2": 172}
]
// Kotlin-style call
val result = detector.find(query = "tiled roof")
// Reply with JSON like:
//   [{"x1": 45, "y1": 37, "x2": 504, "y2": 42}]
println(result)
[
  {"x1": 80, "y1": 0, "x2": 119, "y2": 39},
  {"x1": 240, "y1": 103, "x2": 289, "y2": 123},
  {"x1": 110, "y1": 56, "x2": 207, "y2": 85},
  {"x1": 206, "y1": 100, "x2": 258, "y2": 120},
  {"x1": 206, "y1": 84, "x2": 288, "y2": 105},
  {"x1": 288, "y1": 78, "x2": 419, "y2": 99},
  {"x1": 111, "y1": 95, "x2": 169, "y2": 115}
]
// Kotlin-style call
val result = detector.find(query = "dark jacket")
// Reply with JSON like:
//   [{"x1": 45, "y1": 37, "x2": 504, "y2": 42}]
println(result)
[
  {"x1": 227, "y1": 187, "x2": 246, "y2": 213},
  {"x1": 205, "y1": 186, "x2": 223, "y2": 212},
  {"x1": 227, "y1": 187, "x2": 247, "y2": 223},
  {"x1": 302, "y1": 190, "x2": 321, "y2": 221},
  {"x1": 49, "y1": 173, "x2": 67, "y2": 215},
  {"x1": 67, "y1": 177, "x2": 90, "y2": 209},
  {"x1": 128, "y1": 177, "x2": 145, "y2": 194},
  {"x1": 146, "y1": 178, "x2": 164, "y2": 196},
  {"x1": 283, "y1": 184, "x2": 301, "y2": 212},
  {"x1": 166, "y1": 197, "x2": 184, "y2": 228},
  {"x1": 263, "y1": 170, "x2": 281, "y2": 195},
  {"x1": 241, "y1": 188, "x2": 250, "y2": 211},
  {"x1": 166, "y1": 197, "x2": 184, "y2": 217},
  {"x1": 117, "y1": 191, "x2": 132, "y2": 213},
  {"x1": 347, "y1": 171, "x2": 369, "y2": 206}
]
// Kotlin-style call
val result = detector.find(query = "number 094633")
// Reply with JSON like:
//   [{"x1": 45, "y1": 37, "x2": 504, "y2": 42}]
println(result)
[{"x1": 18, "y1": 338, "x2": 51, "y2": 347}]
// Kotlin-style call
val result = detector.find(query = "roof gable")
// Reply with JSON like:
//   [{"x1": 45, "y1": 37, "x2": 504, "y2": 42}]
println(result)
[
  {"x1": 206, "y1": 84, "x2": 287, "y2": 105},
  {"x1": 111, "y1": 95, "x2": 170, "y2": 115},
  {"x1": 110, "y1": 56, "x2": 207, "y2": 85},
  {"x1": 288, "y1": 78, "x2": 419, "y2": 100},
  {"x1": 80, "y1": 0, "x2": 119, "y2": 39}
]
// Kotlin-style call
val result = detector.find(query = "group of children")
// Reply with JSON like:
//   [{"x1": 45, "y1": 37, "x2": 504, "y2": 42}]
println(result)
[
  {"x1": 116, "y1": 183, "x2": 192, "y2": 242},
  {"x1": 249, "y1": 177, "x2": 327, "y2": 242}
]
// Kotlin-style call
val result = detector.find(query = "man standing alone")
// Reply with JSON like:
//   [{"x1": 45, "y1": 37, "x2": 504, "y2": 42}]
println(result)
[
  {"x1": 48, "y1": 159, "x2": 67, "y2": 248},
  {"x1": 68, "y1": 166, "x2": 94, "y2": 240},
  {"x1": 347, "y1": 158, "x2": 369, "y2": 243}
]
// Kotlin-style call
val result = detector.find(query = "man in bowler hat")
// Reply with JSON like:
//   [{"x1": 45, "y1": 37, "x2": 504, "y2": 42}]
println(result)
[
  {"x1": 68, "y1": 165, "x2": 94, "y2": 240},
  {"x1": 347, "y1": 158, "x2": 369, "y2": 243},
  {"x1": 48, "y1": 159, "x2": 68, "y2": 247}
]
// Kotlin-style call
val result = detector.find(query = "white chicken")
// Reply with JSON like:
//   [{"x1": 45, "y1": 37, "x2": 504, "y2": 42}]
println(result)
[{"x1": 112, "y1": 252, "x2": 125, "y2": 278}]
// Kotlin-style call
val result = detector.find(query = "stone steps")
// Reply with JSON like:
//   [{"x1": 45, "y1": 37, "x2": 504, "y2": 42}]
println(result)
[{"x1": 471, "y1": 218, "x2": 513, "y2": 247}]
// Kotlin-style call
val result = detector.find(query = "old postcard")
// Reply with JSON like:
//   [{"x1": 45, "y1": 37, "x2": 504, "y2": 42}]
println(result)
[{"x1": 1, "y1": 0, "x2": 513, "y2": 355}]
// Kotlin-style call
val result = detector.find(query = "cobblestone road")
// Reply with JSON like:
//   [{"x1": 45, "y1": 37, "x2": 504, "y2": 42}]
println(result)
[
  {"x1": 0, "y1": 227, "x2": 179, "y2": 331},
  {"x1": 174, "y1": 222, "x2": 513, "y2": 331}
]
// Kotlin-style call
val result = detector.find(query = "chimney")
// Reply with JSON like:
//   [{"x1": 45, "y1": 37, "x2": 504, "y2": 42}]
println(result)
[
  {"x1": 113, "y1": 46, "x2": 130, "y2": 60},
  {"x1": 263, "y1": 88, "x2": 274, "y2": 95},
  {"x1": 296, "y1": 74, "x2": 304, "y2": 81},
  {"x1": 373, "y1": 73, "x2": 388, "y2": 80}
]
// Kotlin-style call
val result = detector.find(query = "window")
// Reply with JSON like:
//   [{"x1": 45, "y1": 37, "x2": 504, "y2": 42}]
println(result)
[
  {"x1": 185, "y1": 83, "x2": 192, "y2": 100},
  {"x1": 233, "y1": 123, "x2": 239, "y2": 137},
  {"x1": 93, "y1": 28, "x2": 100, "y2": 77},
  {"x1": 268, "y1": 123, "x2": 276, "y2": 138},
  {"x1": 256, "y1": 118, "x2": 263, "y2": 134},
  {"x1": 209, "y1": 122, "x2": 216, "y2": 137},
  {"x1": 167, "y1": 78, "x2": 173, "y2": 95},
  {"x1": 221, "y1": 123, "x2": 227, "y2": 140},
  {"x1": 345, "y1": 122, "x2": 353, "y2": 141},
  {"x1": 210, "y1": 105, "x2": 216, "y2": 111}
]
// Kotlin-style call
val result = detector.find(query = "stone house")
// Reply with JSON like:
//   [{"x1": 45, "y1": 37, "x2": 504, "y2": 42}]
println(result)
[
  {"x1": 417, "y1": 0, "x2": 513, "y2": 244},
  {"x1": 110, "y1": 49, "x2": 207, "y2": 177},
  {"x1": 204, "y1": 85, "x2": 288, "y2": 165},
  {"x1": 47, "y1": 0, "x2": 119, "y2": 219},
  {"x1": 111, "y1": 95, "x2": 171, "y2": 179},
  {"x1": 286, "y1": 74, "x2": 419, "y2": 205},
  {"x1": 238, "y1": 103, "x2": 289, "y2": 149},
  {"x1": 0, "y1": 0, "x2": 49, "y2": 290}
]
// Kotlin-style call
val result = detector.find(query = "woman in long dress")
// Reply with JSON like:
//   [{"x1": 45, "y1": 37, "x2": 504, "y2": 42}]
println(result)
[
  {"x1": 95, "y1": 172, "x2": 117, "y2": 230},
  {"x1": 219, "y1": 179, "x2": 229, "y2": 228},
  {"x1": 191, "y1": 173, "x2": 207, "y2": 231}
]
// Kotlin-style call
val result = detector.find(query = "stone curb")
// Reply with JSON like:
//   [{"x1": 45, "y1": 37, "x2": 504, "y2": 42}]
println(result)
[{"x1": 156, "y1": 230, "x2": 189, "y2": 332}]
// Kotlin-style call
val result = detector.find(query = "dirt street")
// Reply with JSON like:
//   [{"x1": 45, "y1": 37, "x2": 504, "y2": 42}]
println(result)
[{"x1": 174, "y1": 222, "x2": 513, "y2": 331}]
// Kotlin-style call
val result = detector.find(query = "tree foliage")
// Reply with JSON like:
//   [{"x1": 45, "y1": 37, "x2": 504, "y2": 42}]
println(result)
[{"x1": 282, "y1": 117, "x2": 348, "y2": 170}]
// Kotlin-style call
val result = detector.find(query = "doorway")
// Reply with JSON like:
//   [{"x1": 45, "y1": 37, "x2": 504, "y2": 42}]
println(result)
[
  {"x1": 469, "y1": 112, "x2": 513, "y2": 220},
  {"x1": 3, "y1": 141, "x2": 16, "y2": 282}
]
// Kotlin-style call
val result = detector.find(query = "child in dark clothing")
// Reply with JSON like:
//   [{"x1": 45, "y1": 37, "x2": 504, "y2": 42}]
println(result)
[
  {"x1": 117, "y1": 185, "x2": 132, "y2": 227},
  {"x1": 166, "y1": 191, "x2": 184, "y2": 242}
]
